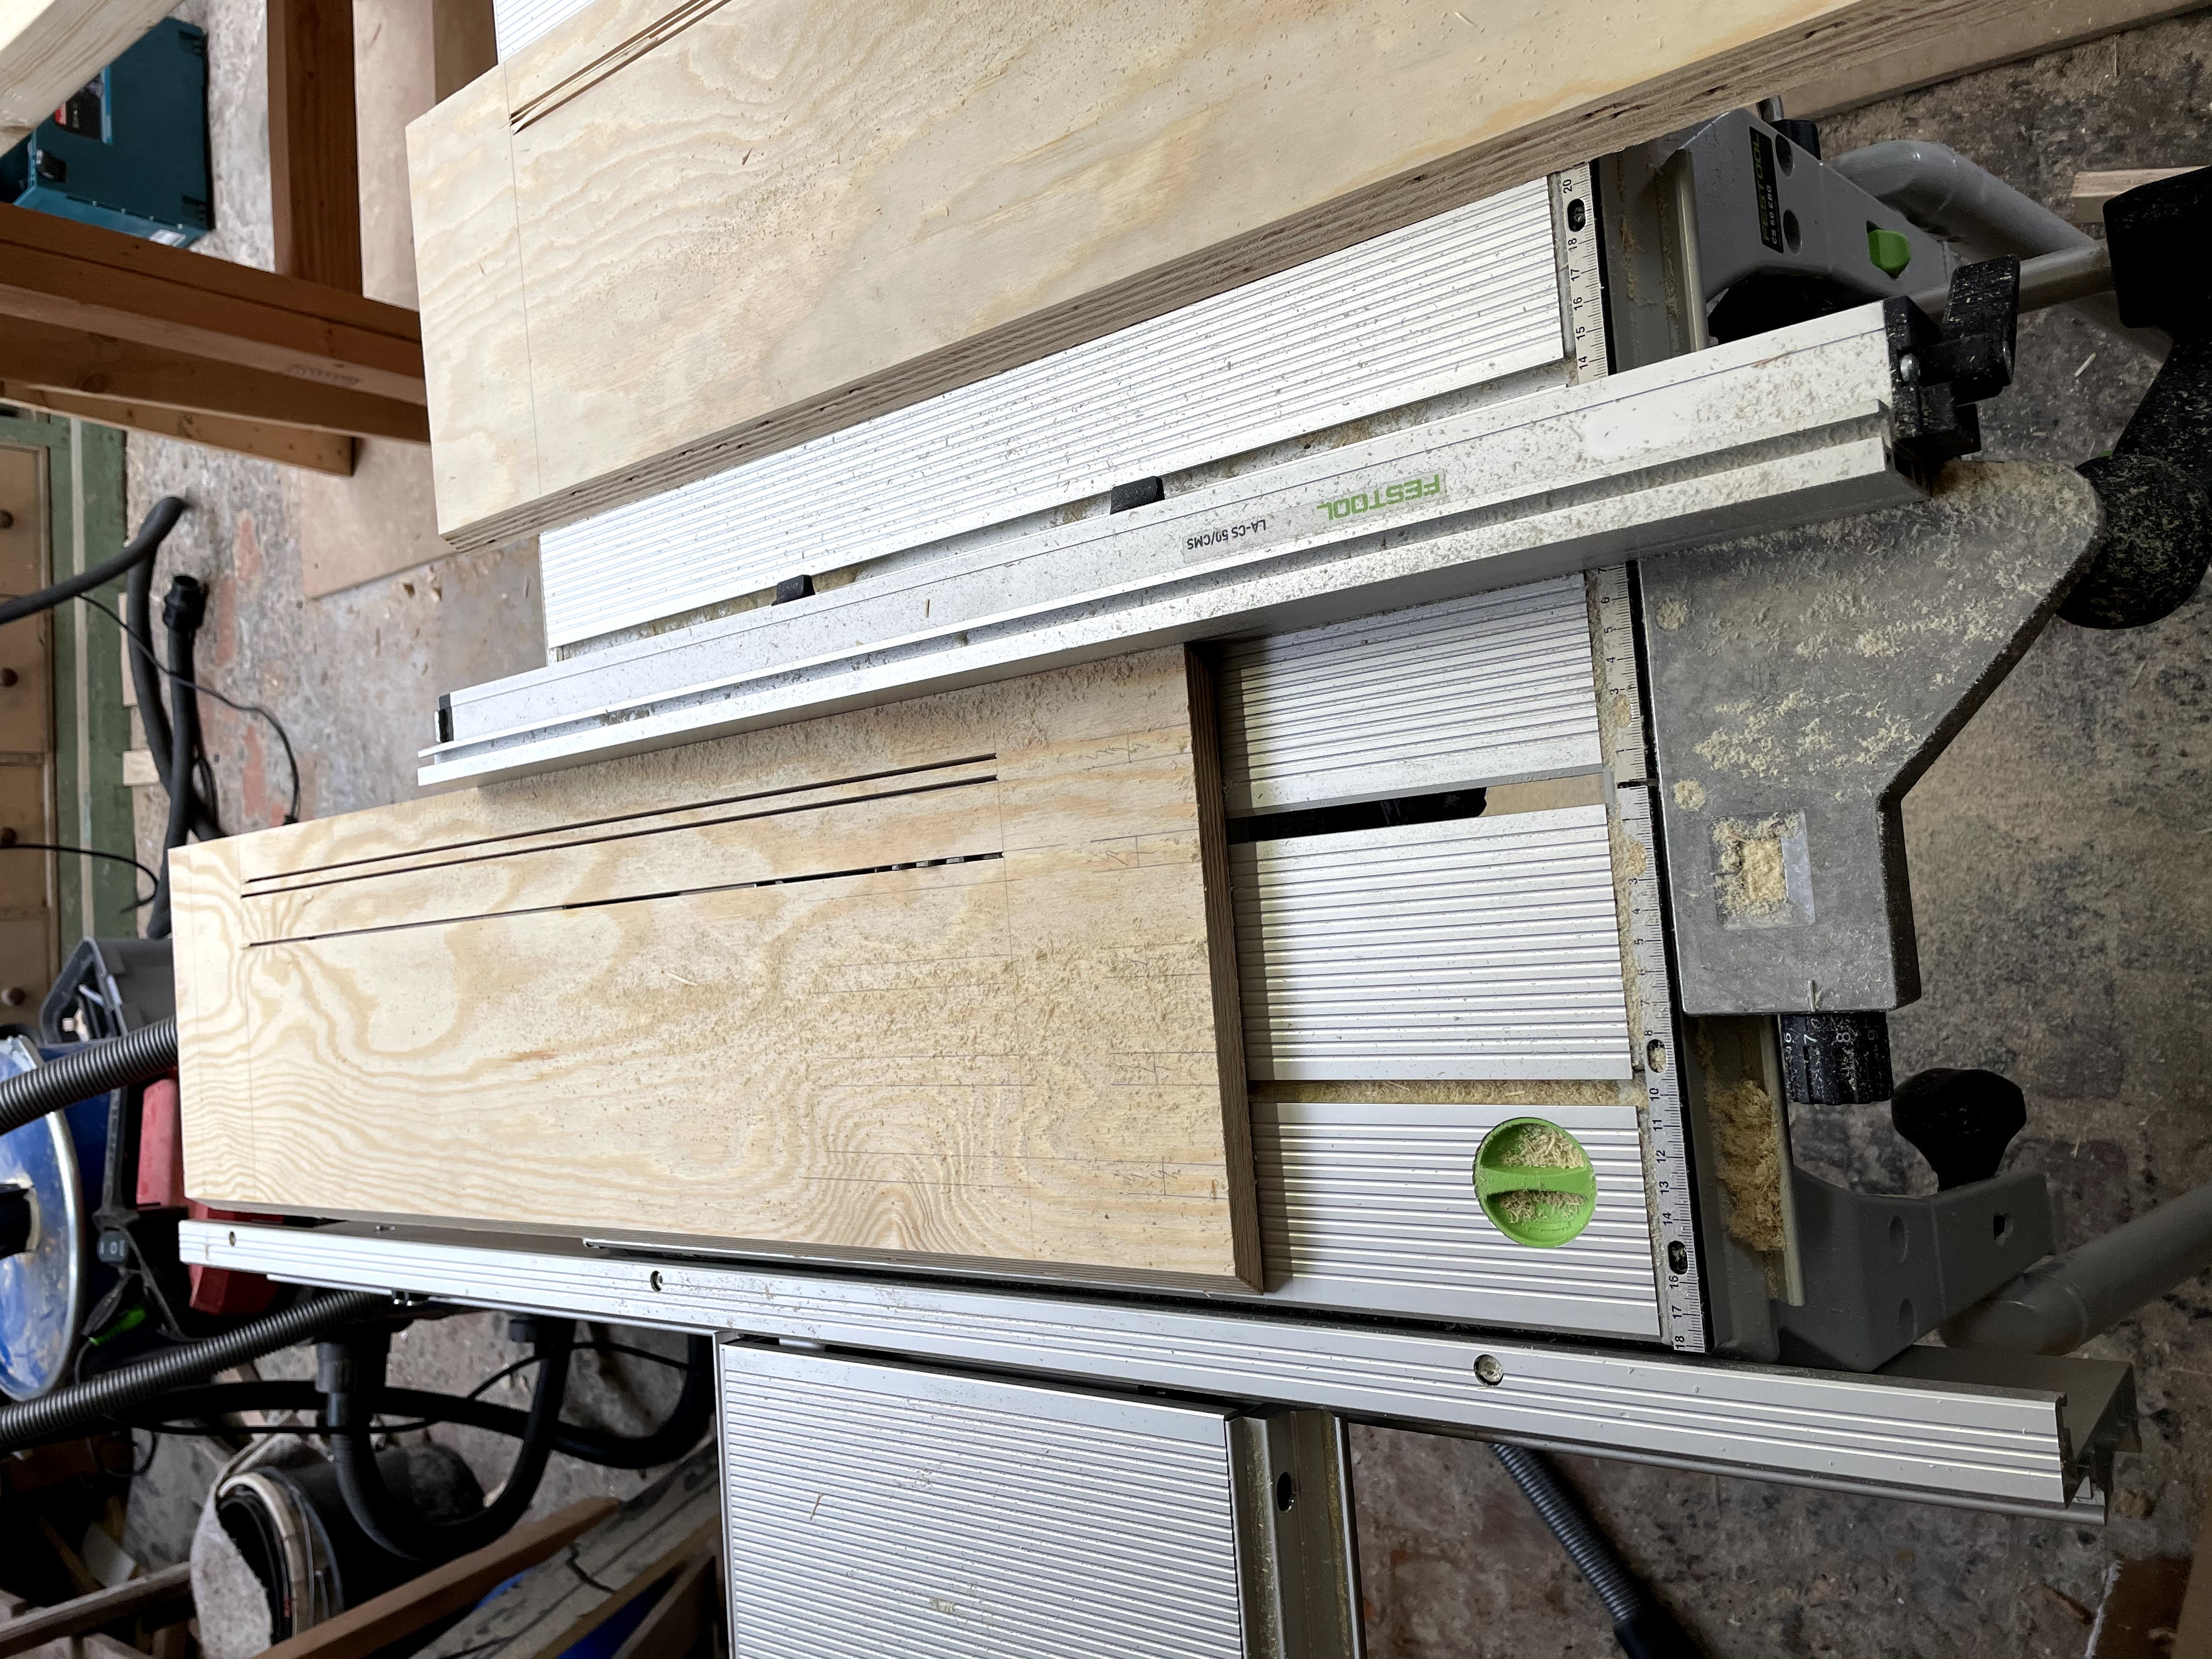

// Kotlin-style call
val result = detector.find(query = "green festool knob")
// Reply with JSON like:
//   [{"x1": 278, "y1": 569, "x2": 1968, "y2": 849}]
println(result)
[
  {"x1": 1866, "y1": 225, "x2": 1914, "y2": 279},
  {"x1": 1474, "y1": 1118, "x2": 1598, "y2": 1248}
]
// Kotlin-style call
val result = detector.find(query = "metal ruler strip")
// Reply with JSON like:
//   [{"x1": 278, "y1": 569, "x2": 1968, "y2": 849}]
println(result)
[
  {"x1": 1615, "y1": 779, "x2": 1707, "y2": 1352},
  {"x1": 1551, "y1": 163, "x2": 1609, "y2": 383},
  {"x1": 1592, "y1": 563, "x2": 1707, "y2": 1352}
]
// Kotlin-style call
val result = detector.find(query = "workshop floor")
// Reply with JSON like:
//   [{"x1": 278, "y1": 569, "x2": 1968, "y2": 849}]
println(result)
[{"x1": 111, "y1": 4, "x2": 2212, "y2": 1654}]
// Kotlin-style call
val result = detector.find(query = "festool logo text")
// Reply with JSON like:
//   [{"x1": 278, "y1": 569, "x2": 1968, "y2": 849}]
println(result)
[{"x1": 1318, "y1": 474, "x2": 1442, "y2": 521}]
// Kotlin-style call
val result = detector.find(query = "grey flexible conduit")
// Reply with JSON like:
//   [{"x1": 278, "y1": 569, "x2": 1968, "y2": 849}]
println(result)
[
  {"x1": 1492, "y1": 1443, "x2": 1701, "y2": 1658},
  {"x1": 0, "y1": 1290, "x2": 389, "y2": 1453},
  {"x1": 1830, "y1": 139, "x2": 2164, "y2": 359},
  {"x1": 0, "y1": 1018, "x2": 177, "y2": 1138}
]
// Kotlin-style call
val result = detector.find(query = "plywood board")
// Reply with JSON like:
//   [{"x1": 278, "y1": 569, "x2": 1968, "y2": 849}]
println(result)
[
  {"x1": 0, "y1": 0, "x2": 172, "y2": 147},
  {"x1": 172, "y1": 647, "x2": 1259, "y2": 1290},
  {"x1": 408, "y1": 0, "x2": 2048, "y2": 554}
]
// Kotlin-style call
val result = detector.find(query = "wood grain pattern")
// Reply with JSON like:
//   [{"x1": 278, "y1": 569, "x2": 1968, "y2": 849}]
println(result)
[
  {"x1": 256, "y1": 1501, "x2": 622, "y2": 1659},
  {"x1": 0, "y1": 0, "x2": 173, "y2": 146},
  {"x1": 2068, "y1": 166, "x2": 2202, "y2": 223},
  {"x1": 0, "y1": 205, "x2": 423, "y2": 404},
  {"x1": 174, "y1": 647, "x2": 1261, "y2": 1289},
  {"x1": 410, "y1": 0, "x2": 2051, "y2": 552},
  {"x1": 0, "y1": 315, "x2": 427, "y2": 439},
  {"x1": 0, "y1": 381, "x2": 357, "y2": 473},
  {"x1": 269, "y1": 0, "x2": 364, "y2": 290}
]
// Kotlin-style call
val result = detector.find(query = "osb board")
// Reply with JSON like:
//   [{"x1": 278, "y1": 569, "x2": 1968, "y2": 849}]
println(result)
[
  {"x1": 172, "y1": 646, "x2": 1259, "y2": 1289},
  {"x1": 409, "y1": 0, "x2": 2044, "y2": 553}
]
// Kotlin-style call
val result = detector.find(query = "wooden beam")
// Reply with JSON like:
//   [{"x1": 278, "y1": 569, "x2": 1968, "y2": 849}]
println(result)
[
  {"x1": 0, "y1": 1564, "x2": 194, "y2": 1659},
  {"x1": 0, "y1": 205, "x2": 424, "y2": 404},
  {"x1": 257, "y1": 1500, "x2": 621, "y2": 1659},
  {"x1": 604, "y1": 1553, "x2": 713, "y2": 1659},
  {"x1": 2068, "y1": 166, "x2": 2204, "y2": 223},
  {"x1": 432, "y1": 0, "x2": 498, "y2": 100},
  {"x1": 0, "y1": 381, "x2": 358, "y2": 473},
  {"x1": 1782, "y1": 0, "x2": 2212, "y2": 118},
  {"x1": 0, "y1": 0, "x2": 174, "y2": 146},
  {"x1": 408, "y1": 0, "x2": 2073, "y2": 552},
  {"x1": 172, "y1": 648, "x2": 1260, "y2": 1289},
  {"x1": 0, "y1": 316, "x2": 428, "y2": 440},
  {"x1": 269, "y1": 0, "x2": 364, "y2": 290},
  {"x1": 417, "y1": 1450, "x2": 720, "y2": 1659}
]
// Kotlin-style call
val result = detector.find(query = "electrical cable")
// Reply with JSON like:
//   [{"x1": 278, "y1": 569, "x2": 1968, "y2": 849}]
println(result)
[
  {"x1": 0, "y1": 496, "x2": 187, "y2": 629},
  {"x1": 84, "y1": 1338, "x2": 714, "y2": 1470},
  {"x1": 82, "y1": 594, "x2": 301, "y2": 828},
  {"x1": 0, "y1": 840, "x2": 159, "y2": 907}
]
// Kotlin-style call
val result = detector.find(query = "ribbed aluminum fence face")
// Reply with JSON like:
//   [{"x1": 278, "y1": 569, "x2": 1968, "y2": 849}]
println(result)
[
  {"x1": 493, "y1": 0, "x2": 593, "y2": 58},
  {"x1": 1255, "y1": 1101, "x2": 1658, "y2": 1337},
  {"x1": 539, "y1": 182, "x2": 1564, "y2": 650},
  {"x1": 720, "y1": 1344, "x2": 1248, "y2": 1659},
  {"x1": 1215, "y1": 576, "x2": 1601, "y2": 814},
  {"x1": 1234, "y1": 804, "x2": 1633, "y2": 1081}
]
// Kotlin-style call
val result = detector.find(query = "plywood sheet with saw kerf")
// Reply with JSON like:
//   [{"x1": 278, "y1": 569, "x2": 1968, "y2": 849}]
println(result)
[
  {"x1": 171, "y1": 647, "x2": 1259, "y2": 1289},
  {"x1": 408, "y1": 0, "x2": 2045, "y2": 555}
]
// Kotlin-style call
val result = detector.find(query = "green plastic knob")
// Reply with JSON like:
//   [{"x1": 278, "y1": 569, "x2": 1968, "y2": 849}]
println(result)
[
  {"x1": 1867, "y1": 224, "x2": 1914, "y2": 279},
  {"x1": 1475, "y1": 1118, "x2": 1598, "y2": 1248}
]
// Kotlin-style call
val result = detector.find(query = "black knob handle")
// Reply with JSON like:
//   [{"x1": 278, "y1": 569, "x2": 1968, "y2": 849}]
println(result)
[
  {"x1": 1891, "y1": 1068, "x2": 2027, "y2": 1190},
  {"x1": 0, "y1": 1186, "x2": 31, "y2": 1257}
]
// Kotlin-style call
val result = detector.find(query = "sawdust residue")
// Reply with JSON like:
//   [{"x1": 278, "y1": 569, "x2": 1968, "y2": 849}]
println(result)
[
  {"x1": 1508, "y1": 1122, "x2": 1586, "y2": 1169},
  {"x1": 1695, "y1": 1030, "x2": 1786, "y2": 1255},
  {"x1": 1494, "y1": 1189, "x2": 1586, "y2": 1224},
  {"x1": 1672, "y1": 778, "x2": 1707, "y2": 811},
  {"x1": 1652, "y1": 597, "x2": 1689, "y2": 630},
  {"x1": 1712, "y1": 815, "x2": 1795, "y2": 922},
  {"x1": 1708, "y1": 1077, "x2": 1786, "y2": 1252}
]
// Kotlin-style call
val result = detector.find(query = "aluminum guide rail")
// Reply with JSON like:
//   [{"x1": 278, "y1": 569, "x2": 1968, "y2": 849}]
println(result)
[
  {"x1": 182, "y1": 1220, "x2": 2101, "y2": 1520},
  {"x1": 422, "y1": 304, "x2": 1920, "y2": 787},
  {"x1": 539, "y1": 184, "x2": 1564, "y2": 652}
]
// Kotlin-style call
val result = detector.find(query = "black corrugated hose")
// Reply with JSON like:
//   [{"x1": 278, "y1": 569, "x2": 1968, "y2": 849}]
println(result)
[
  {"x1": 0, "y1": 1017, "x2": 177, "y2": 1139},
  {"x1": 0, "y1": 1289, "x2": 389, "y2": 1453},
  {"x1": 329, "y1": 1320, "x2": 576, "y2": 1561},
  {"x1": 1491, "y1": 1443, "x2": 1702, "y2": 1658}
]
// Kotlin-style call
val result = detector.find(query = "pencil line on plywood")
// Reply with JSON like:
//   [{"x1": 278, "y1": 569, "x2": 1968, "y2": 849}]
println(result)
[
  {"x1": 246, "y1": 849, "x2": 1008, "y2": 948},
  {"x1": 241, "y1": 751, "x2": 1003, "y2": 884},
  {"x1": 245, "y1": 772, "x2": 1002, "y2": 899}
]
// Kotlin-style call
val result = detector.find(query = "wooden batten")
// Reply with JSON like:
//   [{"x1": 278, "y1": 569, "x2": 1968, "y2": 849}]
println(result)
[{"x1": 173, "y1": 647, "x2": 1261, "y2": 1291}]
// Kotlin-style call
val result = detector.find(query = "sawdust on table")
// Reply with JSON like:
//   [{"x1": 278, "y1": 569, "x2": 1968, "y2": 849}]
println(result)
[
  {"x1": 1713, "y1": 815, "x2": 1793, "y2": 921},
  {"x1": 1704, "y1": 1071, "x2": 1786, "y2": 1254}
]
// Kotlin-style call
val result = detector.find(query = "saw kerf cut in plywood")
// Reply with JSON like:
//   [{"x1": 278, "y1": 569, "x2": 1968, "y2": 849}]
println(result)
[
  {"x1": 411, "y1": 0, "x2": 2056, "y2": 556},
  {"x1": 172, "y1": 647, "x2": 1260, "y2": 1290}
]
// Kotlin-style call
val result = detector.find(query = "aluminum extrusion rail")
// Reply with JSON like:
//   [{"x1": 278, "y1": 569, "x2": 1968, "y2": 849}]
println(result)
[
  {"x1": 422, "y1": 304, "x2": 1921, "y2": 787},
  {"x1": 184, "y1": 1220, "x2": 2116, "y2": 1521}
]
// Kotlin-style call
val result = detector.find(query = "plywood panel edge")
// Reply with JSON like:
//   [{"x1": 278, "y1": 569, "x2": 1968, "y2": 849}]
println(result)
[
  {"x1": 408, "y1": 60, "x2": 539, "y2": 541},
  {"x1": 1183, "y1": 646, "x2": 1261, "y2": 1292}
]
